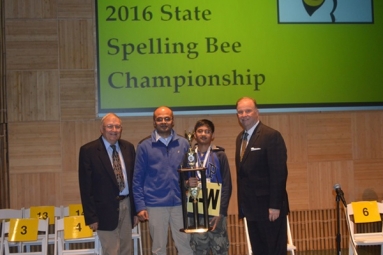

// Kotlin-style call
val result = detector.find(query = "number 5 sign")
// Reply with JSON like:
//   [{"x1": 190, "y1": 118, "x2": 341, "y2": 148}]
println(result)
[{"x1": 351, "y1": 201, "x2": 381, "y2": 223}]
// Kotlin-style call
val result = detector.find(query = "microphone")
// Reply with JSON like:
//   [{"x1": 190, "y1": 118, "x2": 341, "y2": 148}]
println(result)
[{"x1": 334, "y1": 183, "x2": 347, "y2": 207}]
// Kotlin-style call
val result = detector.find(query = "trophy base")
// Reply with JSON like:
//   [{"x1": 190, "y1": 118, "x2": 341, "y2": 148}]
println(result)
[{"x1": 180, "y1": 227, "x2": 212, "y2": 233}]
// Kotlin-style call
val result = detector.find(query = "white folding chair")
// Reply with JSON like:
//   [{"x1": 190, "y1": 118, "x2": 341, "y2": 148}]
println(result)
[
  {"x1": 61, "y1": 204, "x2": 102, "y2": 254},
  {"x1": 243, "y1": 215, "x2": 297, "y2": 255},
  {"x1": 54, "y1": 216, "x2": 101, "y2": 255},
  {"x1": 286, "y1": 216, "x2": 297, "y2": 255},
  {"x1": 0, "y1": 208, "x2": 25, "y2": 253},
  {"x1": 61, "y1": 204, "x2": 83, "y2": 218},
  {"x1": 346, "y1": 201, "x2": 383, "y2": 255},
  {"x1": 23, "y1": 206, "x2": 63, "y2": 251},
  {"x1": 243, "y1": 217, "x2": 252, "y2": 255},
  {"x1": 2, "y1": 218, "x2": 49, "y2": 255},
  {"x1": 132, "y1": 223, "x2": 143, "y2": 255}
]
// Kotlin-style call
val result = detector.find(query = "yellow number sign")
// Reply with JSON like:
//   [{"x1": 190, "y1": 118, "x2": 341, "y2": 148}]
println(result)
[
  {"x1": 68, "y1": 204, "x2": 84, "y2": 216},
  {"x1": 9, "y1": 218, "x2": 38, "y2": 242},
  {"x1": 351, "y1": 201, "x2": 381, "y2": 223},
  {"x1": 30, "y1": 206, "x2": 55, "y2": 224},
  {"x1": 64, "y1": 216, "x2": 93, "y2": 240}
]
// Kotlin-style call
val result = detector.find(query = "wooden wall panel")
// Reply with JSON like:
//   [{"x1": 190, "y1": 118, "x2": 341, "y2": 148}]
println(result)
[
  {"x1": 58, "y1": 19, "x2": 94, "y2": 69},
  {"x1": 353, "y1": 111, "x2": 383, "y2": 160},
  {"x1": 285, "y1": 114, "x2": 308, "y2": 163},
  {"x1": 120, "y1": 116, "x2": 158, "y2": 146},
  {"x1": 61, "y1": 172, "x2": 82, "y2": 206},
  {"x1": 9, "y1": 172, "x2": 62, "y2": 209},
  {"x1": 6, "y1": 19, "x2": 58, "y2": 70},
  {"x1": 58, "y1": 0, "x2": 94, "y2": 19},
  {"x1": 7, "y1": 71, "x2": 60, "y2": 121},
  {"x1": 286, "y1": 162, "x2": 309, "y2": 210},
  {"x1": 307, "y1": 113, "x2": 353, "y2": 161},
  {"x1": 354, "y1": 159, "x2": 383, "y2": 201},
  {"x1": 8, "y1": 122, "x2": 62, "y2": 173},
  {"x1": 4, "y1": 0, "x2": 57, "y2": 19},
  {"x1": 307, "y1": 161, "x2": 354, "y2": 210},
  {"x1": 60, "y1": 70, "x2": 96, "y2": 120}
]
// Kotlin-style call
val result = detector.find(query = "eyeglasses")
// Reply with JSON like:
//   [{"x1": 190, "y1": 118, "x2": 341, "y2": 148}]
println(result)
[
  {"x1": 155, "y1": 117, "x2": 172, "y2": 123},
  {"x1": 104, "y1": 124, "x2": 122, "y2": 130}
]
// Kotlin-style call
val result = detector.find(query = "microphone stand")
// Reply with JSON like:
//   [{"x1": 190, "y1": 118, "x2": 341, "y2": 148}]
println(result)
[{"x1": 336, "y1": 194, "x2": 341, "y2": 255}]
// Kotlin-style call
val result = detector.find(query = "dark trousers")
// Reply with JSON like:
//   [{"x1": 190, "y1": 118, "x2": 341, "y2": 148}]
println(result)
[{"x1": 247, "y1": 215, "x2": 287, "y2": 255}]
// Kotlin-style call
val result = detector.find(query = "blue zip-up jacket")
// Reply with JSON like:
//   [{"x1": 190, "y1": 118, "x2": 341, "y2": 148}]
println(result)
[{"x1": 133, "y1": 130, "x2": 189, "y2": 213}]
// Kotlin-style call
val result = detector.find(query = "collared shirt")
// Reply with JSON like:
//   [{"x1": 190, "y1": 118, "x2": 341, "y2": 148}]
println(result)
[
  {"x1": 155, "y1": 130, "x2": 174, "y2": 146},
  {"x1": 244, "y1": 120, "x2": 260, "y2": 144},
  {"x1": 102, "y1": 137, "x2": 129, "y2": 196}
]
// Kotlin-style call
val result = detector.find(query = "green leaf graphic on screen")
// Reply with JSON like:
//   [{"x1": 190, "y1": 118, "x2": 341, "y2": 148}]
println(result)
[{"x1": 302, "y1": 0, "x2": 325, "y2": 16}]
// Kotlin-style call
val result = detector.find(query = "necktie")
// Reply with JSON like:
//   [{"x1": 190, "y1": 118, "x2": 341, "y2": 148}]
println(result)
[
  {"x1": 240, "y1": 132, "x2": 248, "y2": 161},
  {"x1": 111, "y1": 145, "x2": 125, "y2": 191}
]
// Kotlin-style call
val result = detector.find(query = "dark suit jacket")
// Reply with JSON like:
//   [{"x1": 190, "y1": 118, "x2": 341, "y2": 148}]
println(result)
[
  {"x1": 235, "y1": 122, "x2": 289, "y2": 221},
  {"x1": 78, "y1": 136, "x2": 136, "y2": 230}
]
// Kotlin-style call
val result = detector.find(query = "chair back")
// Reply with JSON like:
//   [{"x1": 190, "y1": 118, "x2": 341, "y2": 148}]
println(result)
[
  {"x1": 346, "y1": 201, "x2": 383, "y2": 255},
  {"x1": 62, "y1": 204, "x2": 84, "y2": 217},
  {"x1": 0, "y1": 208, "x2": 25, "y2": 254},
  {"x1": 24, "y1": 206, "x2": 63, "y2": 225},
  {"x1": 54, "y1": 216, "x2": 100, "y2": 255},
  {"x1": 3, "y1": 218, "x2": 49, "y2": 255}
]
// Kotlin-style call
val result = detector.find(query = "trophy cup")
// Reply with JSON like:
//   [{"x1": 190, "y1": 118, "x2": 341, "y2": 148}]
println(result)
[{"x1": 179, "y1": 131, "x2": 210, "y2": 233}]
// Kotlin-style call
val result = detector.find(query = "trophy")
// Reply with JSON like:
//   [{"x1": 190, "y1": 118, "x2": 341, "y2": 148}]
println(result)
[{"x1": 178, "y1": 131, "x2": 210, "y2": 233}]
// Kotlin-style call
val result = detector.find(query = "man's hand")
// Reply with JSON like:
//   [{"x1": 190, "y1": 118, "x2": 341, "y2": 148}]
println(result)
[
  {"x1": 187, "y1": 177, "x2": 199, "y2": 188},
  {"x1": 133, "y1": 216, "x2": 139, "y2": 227},
  {"x1": 268, "y1": 208, "x2": 280, "y2": 222},
  {"x1": 209, "y1": 215, "x2": 222, "y2": 231},
  {"x1": 89, "y1": 222, "x2": 98, "y2": 231},
  {"x1": 137, "y1": 210, "x2": 149, "y2": 222}
]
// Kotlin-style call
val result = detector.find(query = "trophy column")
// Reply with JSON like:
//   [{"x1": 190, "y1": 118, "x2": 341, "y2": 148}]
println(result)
[{"x1": 179, "y1": 131, "x2": 211, "y2": 233}]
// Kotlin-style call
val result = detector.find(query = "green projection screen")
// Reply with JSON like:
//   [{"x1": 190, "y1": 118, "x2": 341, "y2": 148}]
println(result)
[{"x1": 96, "y1": 0, "x2": 383, "y2": 116}]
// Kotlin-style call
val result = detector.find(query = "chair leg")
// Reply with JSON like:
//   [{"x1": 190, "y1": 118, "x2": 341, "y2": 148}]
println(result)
[
  {"x1": 349, "y1": 242, "x2": 354, "y2": 255},
  {"x1": 133, "y1": 239, "x2": 138, "y2": 255}
]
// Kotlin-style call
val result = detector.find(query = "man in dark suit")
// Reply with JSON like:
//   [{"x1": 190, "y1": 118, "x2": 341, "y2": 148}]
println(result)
[
  {"x1": 79, "y1": 113, "x2": 137, "y2": 255},
  {"x1": 235, "y1": 97, "x2": 289, "y2": 255}
]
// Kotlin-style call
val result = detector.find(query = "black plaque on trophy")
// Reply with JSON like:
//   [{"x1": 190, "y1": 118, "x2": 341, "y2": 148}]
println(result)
[{"x1": 179, "y1": 131, "x2": 211, "y2": 233}]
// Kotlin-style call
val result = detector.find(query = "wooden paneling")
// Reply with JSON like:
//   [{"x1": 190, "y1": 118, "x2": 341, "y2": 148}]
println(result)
[
  {"x1": 286, "y1": 162, "x2": 309, "y2": 210},
  {"x1": 61, "y1": 172, "x2": 81, "y2": 206},
  {"x1": 353, "y1": 111, "x2": 383, "y2": 160},
  {"x1": 307, "y1": 161, "x2": 354, "y2": 210},
  {"x1": 354, "y1": 159, "x2": 383, "y2": 201},
  {"x1": 4, "y1": 0, "x2": 57, "y2": 19},
  {"x1": 60, "y1": 70, "x2": 96, "y2": 120},
  {"x1": 9, "y1": 172, "x2": 62, "y2": 208},
  {"x1": 8, "y1": 122, "x2": 62, "y2": 173},
  {"x1": 59, "y1": 19, "x2": 94, "y2": 69},
  {"x1": 307, "y1": 113, "x2": 353, "y2": 161},
  {"x1": 58, "y1": 0, "x2": 94, "y2": 19},
  {"x1": 7, "y1": 71, "x2": 60, "y2": 121},
  {"x1": 6, "y1": 19, "x2": 58, "y2": 70}
]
